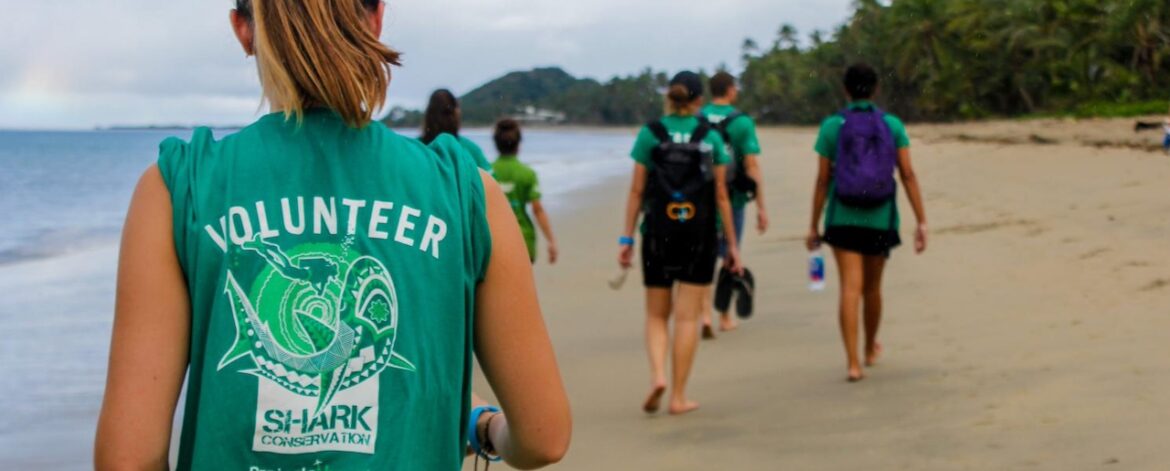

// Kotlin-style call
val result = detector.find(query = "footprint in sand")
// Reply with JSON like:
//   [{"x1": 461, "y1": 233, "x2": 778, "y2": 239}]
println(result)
[
  {"x1": 935, "y1": 219, "x2": 1037, "y2": 235},
  {"x1": 1140, "y1": 279, "x2": 1169, "y2": 292},
  {"x1": 1078, "y1": 248, "x2": 1110, "y2": 260}
]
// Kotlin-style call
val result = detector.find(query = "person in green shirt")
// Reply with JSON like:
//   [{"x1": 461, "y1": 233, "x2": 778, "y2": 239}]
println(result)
[
  {"x1": 420, "y1": 89, "x2": 492, "y2": 171},
  {"x1": 620, "y1": 71, "x2": 741, "y2": 416},
  {"x1": 699, "y1": 71, "x2": 769, "y2": 335},
  {"x1": 95, "y1": 2, "x2": 570, "y2": 470},
  {"x1": 806, "y1": 63, "x2": 928, "y2": 383},
  {"x1": 491, "y1": 118, "x2": 557, "y2": 264}
]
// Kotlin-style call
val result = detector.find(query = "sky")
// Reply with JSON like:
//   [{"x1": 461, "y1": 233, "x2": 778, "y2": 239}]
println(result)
[{"x1": 0, "y1": 0, "x2": 854, "y2": 130}]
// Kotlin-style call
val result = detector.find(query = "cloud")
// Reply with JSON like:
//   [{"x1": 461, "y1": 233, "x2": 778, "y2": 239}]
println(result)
[{"x1": 0, "y1": 0, "x2": 852, "y2": 129}]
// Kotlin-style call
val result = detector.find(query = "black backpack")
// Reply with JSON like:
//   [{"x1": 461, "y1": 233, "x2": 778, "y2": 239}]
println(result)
[
  {"x1": 709, "y1": 112, "x2": 759, "y2": 198},
  {"x1": 643, "y1": 120, "x2": 717, "y2": 245}
]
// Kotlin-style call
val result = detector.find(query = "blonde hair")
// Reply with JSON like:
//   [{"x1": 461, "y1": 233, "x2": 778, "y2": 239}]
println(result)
[
  {"x1": 248, "y1": 0, "x2": 401, "y2": 127},
  {"x1": 664, "y1": 84, "x2": 701, "y2": 116}
]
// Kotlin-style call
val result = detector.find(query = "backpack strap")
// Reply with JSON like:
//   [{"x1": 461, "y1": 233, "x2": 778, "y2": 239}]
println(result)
[
  {"x1": 647, "y1": 121, "x2": 671, "y2": 144},
  {"x1": 690, "y1": 118, "x2": 712, "y2": 144}
]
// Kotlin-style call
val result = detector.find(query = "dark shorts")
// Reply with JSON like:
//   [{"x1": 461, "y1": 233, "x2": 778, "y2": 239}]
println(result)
[
  {"x1": 642, "y1": 234, "x2": 718, "y2": 288},
  {"x1": 823, "y1": 225, "x2": 902, "y2": 258}
]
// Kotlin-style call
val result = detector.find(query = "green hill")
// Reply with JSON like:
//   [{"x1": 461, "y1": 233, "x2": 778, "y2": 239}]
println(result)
[
  {"x1": 384, "y1": 67, "x2": 673, "y2": 128},
  {"x1": 460, "y1": 67, "x2": 600, "y2": 123}
]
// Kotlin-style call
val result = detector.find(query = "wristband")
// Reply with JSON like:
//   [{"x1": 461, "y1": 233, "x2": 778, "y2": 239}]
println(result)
[
  {"x1": 619, "y1": 236, "x2": 635, "y2": 247},
  {"x1": 468, "y1": 406, "x2": 502, "y2": 462}
]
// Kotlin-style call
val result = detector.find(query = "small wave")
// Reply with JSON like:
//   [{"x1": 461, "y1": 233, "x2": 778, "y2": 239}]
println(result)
[{"x1": 0, "y1": 226, "x2": 122, "y2": 266}]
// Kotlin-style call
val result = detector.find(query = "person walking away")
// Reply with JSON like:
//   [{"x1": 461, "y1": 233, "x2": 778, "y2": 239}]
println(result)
[
  {"x1": 805, "y1": 63, "x2": 928, "y2": 383},
  {"x1": 1162, "y1": 117, "x2": 1170, "y2": 155},
  {"x1": 699, "y1": 71, "x2": 769, "y2": 336},
  {"x1": 95, "y1": 1, "x2": 570, "y2": 469},
  {"x1": 421, "y1": 89, "x2": 492, "y2": 171},
  {"x1": 619, "y1": 71, "x2": 741, "y2": 416},
  {"x1": 491, "y1": 118, "x2": 557, "y2": 264}
]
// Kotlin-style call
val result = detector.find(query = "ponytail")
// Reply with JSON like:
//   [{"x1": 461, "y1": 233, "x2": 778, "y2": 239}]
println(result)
[
  {"x1": 241, "y1": 0, "x2": 400, "y2": 127},
  {"x1": 665, "y1": 84, "x2": 701, "y2": 116}
]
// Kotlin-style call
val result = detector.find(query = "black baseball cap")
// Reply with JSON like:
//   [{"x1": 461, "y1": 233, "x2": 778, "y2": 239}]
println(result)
[{"x1": 670, "y1": 71, "x2": 703, "y2": 101}]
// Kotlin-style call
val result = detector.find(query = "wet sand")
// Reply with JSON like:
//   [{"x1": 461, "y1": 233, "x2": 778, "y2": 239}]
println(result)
[{"x1": 470, "y1": 117, "x2": 1170, "y2": 470}]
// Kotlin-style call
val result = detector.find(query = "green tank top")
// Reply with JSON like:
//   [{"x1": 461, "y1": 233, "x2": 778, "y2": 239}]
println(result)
[{"x1": 158, "y1": 109, "x2": 492, "y2": 471}]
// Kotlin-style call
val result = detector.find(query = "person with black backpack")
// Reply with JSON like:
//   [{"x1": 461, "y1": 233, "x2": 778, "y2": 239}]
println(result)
[
  {"x1": 619, "y1": 71, "x2": 741, "y2": 416},
  {"x1": 806, "y1": 64, "x2": 928, "y2": 383},
  {"x1": 700, "y1": 71, "x2": 768, "y2": 336}
]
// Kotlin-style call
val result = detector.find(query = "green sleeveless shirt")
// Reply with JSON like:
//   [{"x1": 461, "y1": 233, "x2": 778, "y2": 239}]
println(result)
[{"x1": 158, "y1": 109, "x2": 491, "y2": 470}]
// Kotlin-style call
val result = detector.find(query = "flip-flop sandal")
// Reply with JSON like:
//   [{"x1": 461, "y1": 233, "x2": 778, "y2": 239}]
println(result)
[
  {"x1": 735, "y1": 268, "x2": 755, "y2": 319},
  {"x1": 713, "y1": 267, "x2": 734, "y2": 312},
  {"x1": 702, "y1": 324, "x2": 716, "y2": 340}
]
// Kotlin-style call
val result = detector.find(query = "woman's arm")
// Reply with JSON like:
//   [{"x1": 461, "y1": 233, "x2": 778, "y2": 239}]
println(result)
[
  {"x1": 95, "y1": 166, "x2": 190, "y2": 470},
  {"x1": 618, "y1": 163, "x2": 648, "y2": 269},
  {"x1": 806, "y1": 157, "x2": 832, "y2": 251},
  {"x1": 530, "y1": 200, "x2": 557, "y2": 264},
  {"x1": 713, "y1": 166, "x2": 741, "y2": 273},
  {"x1": 474, "y1": 172, "x2": 571, "y2": 469},
  {"x1": 896, "y1": 148, "x2": 928, "y2": 253},
  {"x1": 743, "y1": 154, "x2": 769, "y2": 234}
]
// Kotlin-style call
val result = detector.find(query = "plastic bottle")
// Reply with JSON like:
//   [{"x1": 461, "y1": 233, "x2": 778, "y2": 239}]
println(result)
[{"x1": 809, "y1": 250, "x2": 826, "y2": 292}]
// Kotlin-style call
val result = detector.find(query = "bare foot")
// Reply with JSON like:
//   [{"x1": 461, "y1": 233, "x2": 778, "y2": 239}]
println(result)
[
  {"x1": 865, "y1": 342, "x2": 883, "y2": 367},
  {"x1": 668, "y1": 399, "x2": 700, "y2": 416},
  {"x1": 701, "y1": 324, "x2": 716, "y2": 340},
  {"x1": 847, "y1": 367, "x2": 865, "y2": 383},
  {"x1": 642, "y1": 383, "x2": 666, "y2": 414},
  {"x1": 719, "y1": 316, "x2": 738, "y2": 332}
]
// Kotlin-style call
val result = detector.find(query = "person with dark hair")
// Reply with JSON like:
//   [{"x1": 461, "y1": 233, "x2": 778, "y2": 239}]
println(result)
[
  {"x1": 620, "y1": 71, "x2": 741, "y2": 416},
  {"x1": 95, "y1": 1, "x2": 571, "y2": 469},
  {"x1": 806, "y1": 63, "x2": 928, "y2": 382},
  {"x1": 421, "y1": 88, "x2": 492, "y2": 170},
  {"x1": 700, "y1": 71, "x2": 768, "y2": 336},
  {"x1": 491, "y1": 119, "x2": 557, "y2": 264}
]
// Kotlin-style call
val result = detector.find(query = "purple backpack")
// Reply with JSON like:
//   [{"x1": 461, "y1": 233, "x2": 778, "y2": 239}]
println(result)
[{"x1": 834, "y1": 107, "x2": 898, "y2": 208}]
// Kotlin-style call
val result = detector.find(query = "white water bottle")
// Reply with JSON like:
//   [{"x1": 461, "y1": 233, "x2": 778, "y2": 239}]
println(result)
[{"x1": 809, "y1": 250, "x2": 826, "y2": 292}]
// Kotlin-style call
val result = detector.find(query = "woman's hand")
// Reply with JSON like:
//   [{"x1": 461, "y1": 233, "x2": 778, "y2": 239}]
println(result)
[
  {"x1": 915, "y1": 224, "x2": 928, "y2": 254},
  {"x1": 618, "y1": 244, "x2": 634, "y2": 269},
  {"x1": 723, "y1": 246, "x2": 744, "y2": 275},
  {"x1": 547, "y1": 242, "x2": 559, "y2": 265},
  {"x1": 805, "y1": 228, "x2": 822, "y2": 252},
  {"x1": 757, "y1": 210, "x2": 770, "y2": 235}
]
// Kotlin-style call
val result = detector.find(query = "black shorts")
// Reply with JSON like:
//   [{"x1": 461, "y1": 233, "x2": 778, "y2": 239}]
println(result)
[
  {"x1": 823, "y1": 225, "x2": 902, "y2": 258},
  {"x1": 642, "y1": 234, "x2": 718, "y2": 288}
]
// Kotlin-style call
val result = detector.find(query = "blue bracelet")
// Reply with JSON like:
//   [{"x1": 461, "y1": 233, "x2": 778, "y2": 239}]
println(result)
[
  {"x1": 619, "y1": 236, "x2": 635, "y2": 246},
  {"x1": 468, "y1": 405, "x2": 502, "y2": 462}
]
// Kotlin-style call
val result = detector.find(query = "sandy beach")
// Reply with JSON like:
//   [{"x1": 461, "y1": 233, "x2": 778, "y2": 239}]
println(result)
[{"x1": 469, "y1": 117, "x2": 1170, "y2": 470}]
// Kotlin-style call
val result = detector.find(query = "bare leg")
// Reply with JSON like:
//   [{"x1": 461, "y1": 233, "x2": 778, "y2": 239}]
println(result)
[
  {"x1": 862, "y1": 256, "x2": 888, "y2": 366},
  {"x1": 643, "y1": 288, "x2": 672, "y2": 413},
  {"x1": 700, "y1": 286, "x2": 716, "y2": 340},
  {"x1": 719, "y1": 306, "x2": 738, "y2": 332},
  {"x1": 832, "y1": 248, "x2": 865, "y2": 382},
  {"x1": 668, "y1": 283, "x2": 705, "y2": 415}
]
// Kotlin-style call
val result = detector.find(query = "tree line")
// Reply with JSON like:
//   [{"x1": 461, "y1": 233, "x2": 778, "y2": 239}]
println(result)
[
  {"x1": 740, "y1": 0, "x2": 1170, "y2": 123},
  {"x1": 385, "y1": 0, "x2": 1169, "y2": 128}
]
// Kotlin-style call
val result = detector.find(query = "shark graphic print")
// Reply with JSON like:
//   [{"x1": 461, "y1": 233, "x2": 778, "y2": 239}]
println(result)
[{"x1": 218, "y1": 234, "x2": 416, "y2": 455}]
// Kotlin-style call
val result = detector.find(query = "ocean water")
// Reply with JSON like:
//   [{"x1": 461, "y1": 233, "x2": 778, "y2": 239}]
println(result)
[{"x1": 0, "y1": 126, "x2": 632, "y2": 468}]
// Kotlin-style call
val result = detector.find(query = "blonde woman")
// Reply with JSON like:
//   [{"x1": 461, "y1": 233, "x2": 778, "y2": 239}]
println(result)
[
  {"x1": 619, "y1": 71, "x2": 740, "y2": 415},
  {"x1": 94, "y1": 1, "x2": 570, "y2": 469}
]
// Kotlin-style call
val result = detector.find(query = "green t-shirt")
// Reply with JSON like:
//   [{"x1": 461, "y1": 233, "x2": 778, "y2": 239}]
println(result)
[
  {"x1": 813, "y1": 101, "x2": 910, "y2": 231},
  {"x1": 159, "y1": 109, "x2": 491, "y2": 471},
  {"x1": 491, "y1": 156, "x2": 541, "y2": 261},
  {"x1": 630, "y1": 115, "x2": 732, "y2": 166},
  {"x1": 700, "y1": 104, "x2": 762, "y2": 209},
  {"x1": 457, "y1": 135, "x2": 492, "y2": 171}
]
